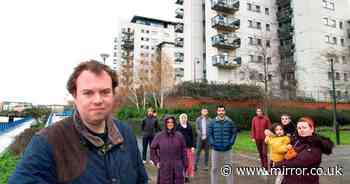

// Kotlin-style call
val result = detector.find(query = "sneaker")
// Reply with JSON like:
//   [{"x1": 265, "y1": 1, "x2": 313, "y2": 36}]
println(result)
[{"x1": 185, "y1": 177, "x2": 190, "y2": 183}]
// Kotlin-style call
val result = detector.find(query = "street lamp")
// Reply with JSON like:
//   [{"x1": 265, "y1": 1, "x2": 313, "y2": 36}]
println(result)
[
  {"x1": 100, "y1": 53, "x2": 109, "y2": 64},
  {"x1": 329, "y1": 58, "x2": 340, "y2": 145},
  {"x1": 194, "y1": 58, "x2": 200, "y2": 82}
]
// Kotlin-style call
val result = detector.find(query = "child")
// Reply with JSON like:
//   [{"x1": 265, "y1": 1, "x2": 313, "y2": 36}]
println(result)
[{"x1": 265, "y1": 123, "x2": 291, "y2": 184}]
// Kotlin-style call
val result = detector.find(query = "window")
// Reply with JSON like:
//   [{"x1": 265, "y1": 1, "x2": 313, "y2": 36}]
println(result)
[
  {"x1": 266, "y1": 24, "x2": 270, "y2": 31},
  {"x1": 247, "y1": 3, "x2": 252, "y2": 11},
  {"x1": 342, "y1": 56, "x2": 347, "y2": 64},
  {"x1": 257, "y1": 22, "x2": 261, "y2": 29},
  {"x1": 267, "y1": 57, "x2": 272, "y2": 64},
  {"x1": 266, "y1": 40, "x2": 271, "y2": 47},
  {"x1": 258, "y1": 73, "x2": 264, "y2": 81},
  {"x1": 265, "y1": 8, "x2": 269, "y2": 15},
  {"x1": 268, "y1": 74, "x2": 272, "y2": 81},
  {"x1": 146, "y1": 30, "x2": 150, "y2": 34},
  {"x1": 328, "y1": 72, "x2": 332, "y2": 80},
  {"x1": 141, "y1": 29, "x2": 145, "y2": 33},
  {"x1": 337, "y1": 91, "x2": 341, "y2": 97},
  {"x1": 249, "y1": 55, "x2": 254, "y2": 62},
  {"x1": 344, "y1": 73, "x2": 348, "y2": 81},
  {"x1": 335, "y1": 72, "x2": 340, "y2": 80},
  {"x1": 257, "y1": 38, "x2": 262, "y2": 46},
  {"x1": 256, "y1": 5, "x2": 261, "y2": 13},
  {"x1": 140, "y1": 45, "x2": 144, "y2": 48},
  {"x1": 248, "y1": 37, "x2": 254, "y2": 45},
  {"x1": 249, "y1": 72, "x2": 256, "y2": 80},
  {"x1": 141, "y1": 37, "x2": 144, "y2": 41},
  {"x1": 248, "y1": 20, "x2": 253, "y2": 27},
  {"x1": 333, "y1": 37, "x2": 337, "y2": 45},
  {"x1": 323, "y1": 17, "x2": 336, "y2": 27},
  {"x1": 339, "y1": 21, "x2": 343, "y2": 29},
  {"x1": 325, "y1": 35, "x2": 330, "y2": 43},
  {"x1": 239, "y1": 72, "x2": 245, "y2": 80},
  {"x1": 341, "y1": 38, "x2": 345, "y2": 47},
  {"x1": 258, "y1": 56, "x2": 263, "y2": 63}
]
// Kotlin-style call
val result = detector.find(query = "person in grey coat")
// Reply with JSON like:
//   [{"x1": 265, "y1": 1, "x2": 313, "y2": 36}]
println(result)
[{"x1": 194, "y1": 108, "x2": 211, "y2": 171}]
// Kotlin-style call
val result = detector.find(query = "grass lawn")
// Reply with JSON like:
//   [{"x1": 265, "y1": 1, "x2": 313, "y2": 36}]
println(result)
[
  {"x1": 233, "y1": 128, "x2": 350, "y2": 153},
  {"x1": 0, "y1": 151, "x2": 20, "y2": 184},
  {"x1": 316, "y1": 129, "x2": 350, "y2": 145}
]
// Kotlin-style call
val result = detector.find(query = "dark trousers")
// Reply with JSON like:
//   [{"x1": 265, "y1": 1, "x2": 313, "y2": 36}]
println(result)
[
  {"x1": 255, "y1": 139, "x2": 268, "y2": 169},
  {"x1": 142, "y1": 135, "x2": 154, "y2": 161},
  {"x1": 195, "y1": 138, "x2": 209, "y2": 169}
]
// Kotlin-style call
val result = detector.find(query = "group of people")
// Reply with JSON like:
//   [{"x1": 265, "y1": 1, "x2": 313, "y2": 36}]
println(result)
[
  {"x1": 251, "y1": 108, "x2": 334, "y2": 184},
  {"x1": 141, "y1": 106, "x2": 237, "y2": 184},
  {"x1": 8, "y1": 61, "x2": 334, "y2": 184}
]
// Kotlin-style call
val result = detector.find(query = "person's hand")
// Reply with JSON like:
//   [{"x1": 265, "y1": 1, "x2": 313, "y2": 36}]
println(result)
[
  {"x1": 264, "y1": 129, "x2": 273, "y2": 136},
  {"x1": 287, "y1": 144, "x2": 292, "y2": 149},
  {"x1": 251, "y1": 139, "x2": 255, "y2": 143},
  {"x1": 191, "y1": 147, "x2": 195, "y2": 152},
  {"x1": 156, "y1": 163, "x2": 160, "y2": 169}
]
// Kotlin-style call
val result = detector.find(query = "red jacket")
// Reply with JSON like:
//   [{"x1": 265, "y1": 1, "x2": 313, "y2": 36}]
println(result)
[{"x1": 250, "y1": 115, "x2": 271, "y2": 140}]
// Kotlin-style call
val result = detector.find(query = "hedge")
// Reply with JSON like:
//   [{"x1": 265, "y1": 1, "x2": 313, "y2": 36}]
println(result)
[
  {"x1": 116, "y1": 105, "x2": 350, "y2": 130},
  {"x1": 169, "y1": 82, "x2": 264, "y2": 100}
]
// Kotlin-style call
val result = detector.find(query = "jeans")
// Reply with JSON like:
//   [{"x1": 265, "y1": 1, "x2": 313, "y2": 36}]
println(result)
[{"x1": 195, "y1": 138, "x2": 209, "y2": 169}]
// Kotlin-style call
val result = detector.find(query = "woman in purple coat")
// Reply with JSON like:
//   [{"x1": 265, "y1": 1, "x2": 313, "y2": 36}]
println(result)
[
  {"x1": 151, "y1": 116, "x2": 188, "y2": 184},
  {"x1": 275, "y1": 117, "x2": 334, "y2": 184}
]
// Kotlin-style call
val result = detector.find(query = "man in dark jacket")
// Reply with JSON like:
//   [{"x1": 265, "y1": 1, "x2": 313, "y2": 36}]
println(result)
[
  {"x1": 9, "y1": 60, "x2": 148, "y2": 184},
  {"x1": 141, "y1": 108, "x2": 160, "y2": 163},
  {"x1": 208, "y1": 105, "x2": 237, "y2": 184}
]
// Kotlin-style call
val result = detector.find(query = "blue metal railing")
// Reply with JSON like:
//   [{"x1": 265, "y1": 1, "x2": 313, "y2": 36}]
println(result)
[{"x1": 0, "y1": 116, "x2": 33, "y2": 133}]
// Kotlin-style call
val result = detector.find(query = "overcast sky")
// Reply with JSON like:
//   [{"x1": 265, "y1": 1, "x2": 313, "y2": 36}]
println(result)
[{"x1": 0, "y1": 0, "x2": 176, "y2": 105}]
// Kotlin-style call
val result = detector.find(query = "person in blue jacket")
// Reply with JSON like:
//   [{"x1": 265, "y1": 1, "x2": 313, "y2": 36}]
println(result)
[
  {"x1": 208, "y1": 105, "x2": 237, "y2": 184},
  {"x1": 8, "y1": 60, "x2": 148, "y2": 184}
]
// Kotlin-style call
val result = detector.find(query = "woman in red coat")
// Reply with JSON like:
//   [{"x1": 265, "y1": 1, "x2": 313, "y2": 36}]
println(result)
[
  {"x1": 151, "y1": 116, "x2": 188, "y2": 184},
  {"x1": 275, "y1": 117, "x2": 334, "y2": 184}
]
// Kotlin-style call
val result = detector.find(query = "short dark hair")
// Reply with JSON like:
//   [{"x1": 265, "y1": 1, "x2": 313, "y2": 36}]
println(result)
[
  {"x1": 67, "y1": 60, "x2": 118, "y2": 96},
  {"x1": 270, "y1": 123, "x2": 284, "y2": 134},
  {"x1": 217, "y1": 105, "x2": 225, "y2": 110}
]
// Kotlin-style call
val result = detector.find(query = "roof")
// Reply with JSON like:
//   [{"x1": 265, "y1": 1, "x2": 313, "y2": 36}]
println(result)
[{"x1": 131, "y1": 15, "x2": 177, "y2": 26}]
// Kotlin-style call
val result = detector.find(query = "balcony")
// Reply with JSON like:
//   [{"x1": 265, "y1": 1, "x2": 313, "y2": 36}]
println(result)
[
  {"x1": 121, "y1": 51, "x2": 133, "y2": 59},
  {"x1": 279, "y1": 43, "x2": 295, "y2": 56},
  {"x1": 174, "y1": 52, "x2": 184, "y2": 63},
  {"x1": 175, "y1": 37, "x2": 184, "y2": 47},
  {"x1": 175, "y1": 0, "x2": 183, "y2": 5},
  {"x1": 276, "y1": 0, "x2": 291, "y2": 8},
  {"x1": 212, "y1": 54, "x2": 241, "y2": 69},
  {"x1": 175, "y1": 23, "x2": 184, "y2": 33},
  {"x1": 211, "y1": 15, "x2": 240, "y2": 31},
  {"x1": 211, "y1": 0, "x2": 240, "y2": 14},
  {"x1": 211, "y1": 33, "x2": 240, "y2": 49},
  {"x1": 121, "y1": 36, "x2": 134, "y2": 50},
  {"x1": 278, "y1": 25, "x2": 294, "y2": 39},
  {"x1": 175, "y1": 8, "x2": 184, "y2": 19},
  {"x1": 279, "y1": 60, "x2": 295, "y2": 73}
]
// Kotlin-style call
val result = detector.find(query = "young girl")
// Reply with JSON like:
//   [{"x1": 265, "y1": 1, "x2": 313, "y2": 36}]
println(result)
[{"x1": 265, "y1": 123, "x2": 291, "y2": 184}]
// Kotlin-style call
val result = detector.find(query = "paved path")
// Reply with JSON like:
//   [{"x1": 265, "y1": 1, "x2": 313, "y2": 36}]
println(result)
[
  {"x1": 139, "y1": 141, "x2": 350, "y2": 184},
  {"x1": 0, "y1": 120, "x2": 33, "y2": 154}
]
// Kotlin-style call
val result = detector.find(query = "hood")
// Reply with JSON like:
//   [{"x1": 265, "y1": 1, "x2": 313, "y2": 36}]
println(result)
[
  {"x1": 299, "y1": 135, "x2": 334, "y2": 155},
  {"x1": 163, "y1": 116, "x2": 176, "y2": 134}
]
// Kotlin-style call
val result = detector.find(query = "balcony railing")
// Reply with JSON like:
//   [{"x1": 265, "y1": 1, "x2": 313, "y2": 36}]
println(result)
[
  {"x1": 276, "y1": 0, "x2": 291, "y2": 8},
  {"x1": 175, "y1": 8, "x2": 184, "y2": 19},
  {"x1": 211, "y1": 0, "x2": 240, "y2": 13},
  {"x1": 175, "y1": 37, "x2": 184, "y2": 47},
  {"x1": 175, "y1": 23, "x2": 184, "y2": 33},
  {"x1": 211, "y1": 15, "x2": 240, "y2": 31},
  {"x1": 212, "y1": 54, "x2": 241, "y2": 69},
  {"x1": 175, "y1": 0, "x2": 183, "y2": 5},
  {"x1": 279, "y1": 43, "x2": 295, "y2": 56},
  {"x1": 175, "y1": 52, "x2": 184, "y2": 62},
  {"x1": 211, "y1": 33, "x2": 240, "y2": 49}
]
